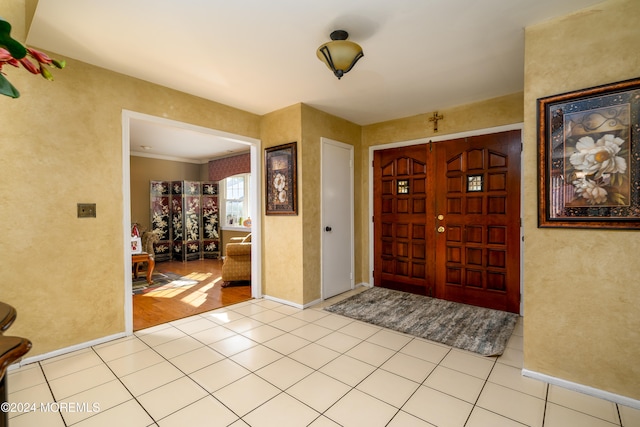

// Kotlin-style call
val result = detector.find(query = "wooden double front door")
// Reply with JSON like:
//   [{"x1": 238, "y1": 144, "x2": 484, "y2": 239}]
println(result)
[{"x1": 373, "y1": 130, "x2": 521, "y2": 313}]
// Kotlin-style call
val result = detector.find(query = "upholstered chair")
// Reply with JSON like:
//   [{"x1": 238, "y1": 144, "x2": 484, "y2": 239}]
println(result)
[{"x1": 221, "y1": 234, "x2": 251, "y2": 284}]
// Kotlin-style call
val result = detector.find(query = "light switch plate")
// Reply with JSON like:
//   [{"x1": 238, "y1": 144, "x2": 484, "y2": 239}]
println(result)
[{"x1": 77, "y1": 203, "x2": 96, "y2": 218}]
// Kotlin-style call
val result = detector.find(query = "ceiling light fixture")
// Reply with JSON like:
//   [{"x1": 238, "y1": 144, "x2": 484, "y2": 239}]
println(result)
[{"x1": 316, "y1": 30, "x2": 364, "y2": 80}]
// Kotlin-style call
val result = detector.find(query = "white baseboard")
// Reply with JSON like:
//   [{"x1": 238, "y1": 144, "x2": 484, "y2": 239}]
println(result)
[
  {"x1": 10, "y1": 332, "x2": 128, "y2": 371},
  {"x1": 303, "y1": 298, "x2": 324, "y2": 309},
  {"x1": 522, "y1": 369, "x2": 640, "y2": 410},
  {"x1": 262, "y1": 294, "x2": 306, "y2": 309},
  {"x1": 263, "y1": 283, "x2": 372, "y2": 310}
]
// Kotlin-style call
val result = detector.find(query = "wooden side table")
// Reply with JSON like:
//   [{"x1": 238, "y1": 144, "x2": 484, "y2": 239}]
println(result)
[
  {"x1": 0, "y1": 303, "x2": 16, "y2": 333},
  {"x1": 132, "y1": 253, "x2": 155, "y2": 284},
  {"x1": 0, "y1": 302, "x2": 31, "y2": 427}
]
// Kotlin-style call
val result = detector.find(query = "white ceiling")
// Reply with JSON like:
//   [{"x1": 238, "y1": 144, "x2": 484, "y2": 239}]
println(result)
[
  {"x1": 128, "y1": 115, "x2": 253, "y2": 164},
  {"x1": 27, "y1": 0, "x2": 604, "y2": 162}
]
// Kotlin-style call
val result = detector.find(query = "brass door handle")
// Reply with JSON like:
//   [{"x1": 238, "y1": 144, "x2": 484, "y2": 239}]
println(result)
[{"x1": 437, "y1": 226, "x2": 445, "y2": 233}]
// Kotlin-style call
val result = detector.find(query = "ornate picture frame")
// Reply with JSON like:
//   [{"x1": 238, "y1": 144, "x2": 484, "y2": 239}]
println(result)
[
  {"x1": 537, "y1": 77, "x2": 640, "y2": 229},
  {"x1": 265, "y1": 142, "x2": 298, "y2": 215}
]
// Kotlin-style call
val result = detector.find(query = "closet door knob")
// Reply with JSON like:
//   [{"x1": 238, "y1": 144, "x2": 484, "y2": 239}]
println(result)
[{"x1": 325, "y1": 226, "x2": 332, "y2": 232}]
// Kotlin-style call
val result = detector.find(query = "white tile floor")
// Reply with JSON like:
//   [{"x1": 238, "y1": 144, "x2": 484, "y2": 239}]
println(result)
[{"x1": 7, "y1": 290, "x2": 640, "y2": 427}]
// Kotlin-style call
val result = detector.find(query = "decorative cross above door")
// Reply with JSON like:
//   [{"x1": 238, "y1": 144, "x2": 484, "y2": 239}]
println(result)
[{"x1": 428, "y1": 111, "x2": 444, "y2": 132}]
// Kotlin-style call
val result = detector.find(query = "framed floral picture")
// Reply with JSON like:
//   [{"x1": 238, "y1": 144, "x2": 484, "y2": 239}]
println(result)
[
  {"x1": 265, "y1": 142, "x2": 297, "y2": 215},
  {"x1": 537, "y1": 77, "x2": 640, "y2": 229}
]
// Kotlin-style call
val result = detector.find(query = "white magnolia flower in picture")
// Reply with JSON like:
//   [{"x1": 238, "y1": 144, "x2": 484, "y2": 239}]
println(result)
[
  {"x1": 569, "y1": 134, "x2": 627, "y2": 179},
  {"x1": 566, "y1": 133, "x2": 629, "y2": 206},
  {"x1": 572, "y1": 177, "x2": 608, "y2": 205},
  {"x1": 273, "y1": 173, "x2": 286, "y2": 191}
]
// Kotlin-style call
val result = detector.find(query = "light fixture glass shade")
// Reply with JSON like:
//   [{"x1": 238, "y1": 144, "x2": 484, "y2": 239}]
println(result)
[{"x1": 316, "y1": 33, "x2": 363, "y2": 79}]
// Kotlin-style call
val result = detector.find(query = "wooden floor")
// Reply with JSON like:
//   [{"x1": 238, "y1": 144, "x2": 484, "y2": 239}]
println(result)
[{"x1": 132, "y1": 258, "x2": 252, "y2": 331}]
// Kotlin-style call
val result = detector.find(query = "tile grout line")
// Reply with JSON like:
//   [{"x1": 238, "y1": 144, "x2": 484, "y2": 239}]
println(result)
[
  {"x1": 462, "y1": 356, "x2": 498, "y2": 426},
  {"x1": 213, "y1": 307, "x2": 396, "y2": 425},
  {"x1": 37, "y1": 361, "x2": 67, "y2": 426},
  {"x1": 541, "y1": 380, "x2": 550, "y2": 427},
  {"x1": 49, "y1": 326, "x2": 231, "y2": 426},
  {"x1": 229, "y1": 307, "x2": 355, "y2": 423},
  {"x1": 212, "y1": 306, "x2": 352, "y2": 424},
  {"x1": 142, "y1": 320, "x2": 257, "y2": 423},
  {"x1": 616, "y1": 403, "x2": 623, "y2": 426},
  {"x1": 386, "y1": 342, "x2": 454, "y2": 426},
  {"x1": 87, "y1": 340, "x2": 159, "y2": 426},
  {"x1": 459, "y1": 356, "x2": 540, "y2": 427},
  {"x1": 126, "y1": 319, "x2": 266, "y2": 424},
  {"x1": 144, "y1": 304, "x2": 348, "y2": 424},
  {"x1": 169, "y1": 302, "x2": 336, "y2": 422},
  {"x1": 292, "y1": 321, "x2": 394, "y2": 426}
]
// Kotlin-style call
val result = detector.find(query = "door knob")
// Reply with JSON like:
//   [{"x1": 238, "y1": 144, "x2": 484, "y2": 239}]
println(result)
[
  {"x1": 325, "y1": 226, "x2": 332, "y2": 232},
  {"x1": 437, "y1": 226, "x2": 445, "y2": 233}
]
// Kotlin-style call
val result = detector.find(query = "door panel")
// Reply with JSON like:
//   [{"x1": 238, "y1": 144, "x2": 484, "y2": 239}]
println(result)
[
  {"x1": 374, "y1": 144, "x2": 435, "y2": 296},
  {"x1": 322, "y1": 139, "x2": 354, "y2": 299},
  {"x1": 434, "y1": 131, "x2": 521, "y2": 313},
  {"x1": 373, "y1": 130, "x2": 521, "y2": 313}
]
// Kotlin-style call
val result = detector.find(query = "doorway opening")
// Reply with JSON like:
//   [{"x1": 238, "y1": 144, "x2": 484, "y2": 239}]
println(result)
[{"x1": 122, "y1": 110, "x2": 262, "y2": 334}]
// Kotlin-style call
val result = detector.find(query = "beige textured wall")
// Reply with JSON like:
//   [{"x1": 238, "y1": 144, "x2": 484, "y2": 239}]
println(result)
[
  {"x1": 2, "y1": 2, "x2": 260, "y2": 357},
  {"x1": 362, "y1": 92, "x2": 524, "y2": 147},
  {"x1": 129, "y1": 156, "x2": 203, "y2": 232},
  {"x1": 300, "y1": 105, "x2": 361, "y2": 302},
  {"x1": 4, "y1": 0, "x2": 26, "y2": 38},
  {"x1": 259, "y1": 104, "x2": 360, "y2": 305},
  {"x1": 359, "y1": 93, "x2": 525, "y2": 283},
  {"x1": 523, "y1": 0, "x2": 640, "y2": 399},
  {"x1": 260, "y1": 105, "x2": 304, "y2": 303}
]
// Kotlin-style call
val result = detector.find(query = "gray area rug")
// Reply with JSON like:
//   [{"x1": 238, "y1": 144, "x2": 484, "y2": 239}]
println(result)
[{"x1": 325, "y1": 287, "x2": 518, "y2": 356}]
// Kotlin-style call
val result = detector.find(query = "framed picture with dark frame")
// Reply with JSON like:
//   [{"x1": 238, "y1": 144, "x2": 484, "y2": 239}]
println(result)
[
  {"x1": 265, "y1": 142, "x2": 298, "y2": 215},
  {"x1": 537, "y1": 77, "x2": 640, "y2": 229}
]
